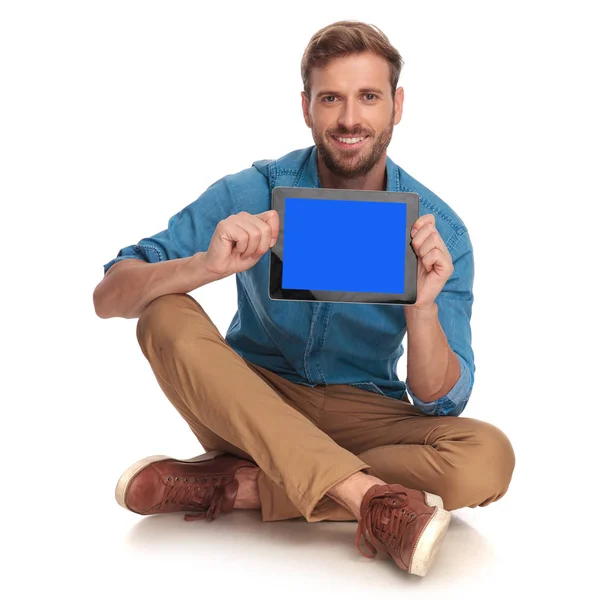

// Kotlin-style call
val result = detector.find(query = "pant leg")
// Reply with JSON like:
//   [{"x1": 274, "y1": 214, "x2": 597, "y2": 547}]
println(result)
[
  {"x1": 139, "y1": 358, "x2": 256, "y2": 461},
  {"x1": 135, "y1": 292, "x2": 370, "y2": 522},
  {"x1": 258, "y1": 384, "x2": 516, "y2": 522},
  {"x1": 316, "y1": 383, "x2": 516, "y2": 513}
]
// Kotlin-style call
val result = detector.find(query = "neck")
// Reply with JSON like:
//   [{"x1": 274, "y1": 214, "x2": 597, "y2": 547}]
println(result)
[{"x1": 317, "y1": 152, "x2": 388, "y2": 191}]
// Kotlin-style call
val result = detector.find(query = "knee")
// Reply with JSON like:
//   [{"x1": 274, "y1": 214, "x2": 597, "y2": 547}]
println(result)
[
  {"x1": 440, "y1": 420, "x2": 516, "y2": 511},
  {"x1": 472, "y1": 421, "x2": 516, "y2": 488},
  {"x1": 136, "y1": 293, "x2": 197, "y2": 351}
]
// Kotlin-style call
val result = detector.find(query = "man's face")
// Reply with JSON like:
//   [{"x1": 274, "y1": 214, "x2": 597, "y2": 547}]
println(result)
[{"x1": 302, "y1": 51, "x2": 403, "y2": 179}]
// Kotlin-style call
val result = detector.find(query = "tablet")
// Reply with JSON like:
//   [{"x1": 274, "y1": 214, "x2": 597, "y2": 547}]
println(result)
[{"x1": 269, "y1": 186, "x2": 419, "y2": 305}]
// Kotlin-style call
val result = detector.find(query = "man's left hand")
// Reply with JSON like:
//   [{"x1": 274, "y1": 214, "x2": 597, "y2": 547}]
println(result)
[{"x1": 409, "y1": 214, "x2": 454, "y2": 309}]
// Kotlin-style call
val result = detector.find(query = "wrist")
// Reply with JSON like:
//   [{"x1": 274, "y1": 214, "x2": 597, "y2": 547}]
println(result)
[
  {"x1": 188, "y1": 252, "x2": 225, "y2": 287},
  {"x1": 404, "y1": 302, "x2": 438, "y2": 321}
]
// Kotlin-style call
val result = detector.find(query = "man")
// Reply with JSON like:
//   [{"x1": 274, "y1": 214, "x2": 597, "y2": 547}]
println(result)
[{"x1": 93, "y1": 20, "x2": 515, "y2": 577}]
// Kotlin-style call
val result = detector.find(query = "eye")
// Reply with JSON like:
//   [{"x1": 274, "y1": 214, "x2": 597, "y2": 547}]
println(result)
[
  {"x1": 322, "y1": 95, "x2": 336, "y2": 104},
  {"x1": 364, "y1": 93, "x2": 377, "y2": 101}
]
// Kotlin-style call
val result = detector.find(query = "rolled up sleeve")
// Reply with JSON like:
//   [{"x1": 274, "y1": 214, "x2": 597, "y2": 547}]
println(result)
[
  {"x1": 406, "y1": 229, "x2": 476, "y2": 417},
  {"x1": 103, "y1": 175, "x2": 238, "y2": 276}
]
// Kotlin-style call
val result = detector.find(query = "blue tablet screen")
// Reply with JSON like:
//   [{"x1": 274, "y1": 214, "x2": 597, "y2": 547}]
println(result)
[{"x1": 282, "y1": 197, "x2": 406, "y2": 294}]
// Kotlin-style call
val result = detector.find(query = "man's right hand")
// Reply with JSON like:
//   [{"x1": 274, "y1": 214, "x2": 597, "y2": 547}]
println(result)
[{"x1": 203, "y1": 210, "x2": 280, "y2": 278}]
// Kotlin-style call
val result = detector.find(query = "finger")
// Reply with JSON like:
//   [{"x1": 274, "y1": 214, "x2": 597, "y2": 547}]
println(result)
[
  {"x1": 235, "y1": 220, "x2": 263, "y2": 259},
  {"x1": 414, "y1": 231, "x2": 447, "y2": 258},
  {"x1": 250, "y1": 216, "x2": 274, "y2": 257},
  {"x1": 422, "y1": 248, "x2": 451, "y2": 273},
  {"x1": 256, "y1": 223, "x2": 274, "y2": 257},
  {"x1": 410, "y1": 222, "x2": 436, "y2": 250},
  {"x1": 228, "y1": 222, "x2": 252, "y2": 256},
  {"x1": 234, "y1": 212, "x2": 267, "y2": 255},
  {"x1": 411, "y1": 214, "x2": 435, "y2": 236},
  {"x1": 256, "y1": 210, "x2": 279, "y2": 246},
  {"x1": 241, "y1": 214, "x2": 273, "y2": 257},
  {"x1": 256, "y1": 210, "x2": 280, "y2": 245}
]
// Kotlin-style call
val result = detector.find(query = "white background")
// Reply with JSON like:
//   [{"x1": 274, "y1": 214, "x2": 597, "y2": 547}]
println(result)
[{"x1": 2, "y1": 1, "x2": 598, "y2": 598}]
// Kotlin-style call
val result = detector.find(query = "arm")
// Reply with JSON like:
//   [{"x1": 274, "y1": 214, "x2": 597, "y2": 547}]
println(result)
[
  {"x1": 94, "y1": 174, "x2": 237, "y2": 319},
  {"x1": 93, "y1": 253, "x2": 222, "y2": 319},
  {"x1": 404, "y1": 229, "x2": 476, "y2": 416},
  {"x1": 404, "y1": 303, "x2": 462, "y2": 401}
]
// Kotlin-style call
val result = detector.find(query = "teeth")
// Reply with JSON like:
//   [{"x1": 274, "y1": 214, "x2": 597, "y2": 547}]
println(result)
[{"x1": 334, "y1": 136, "x2": 365, "y2": 144}]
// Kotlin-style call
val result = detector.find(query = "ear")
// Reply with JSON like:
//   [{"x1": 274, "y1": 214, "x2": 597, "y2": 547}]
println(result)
[
  {"x1": 301, "y1": 91, "x2": 312, "y2": 127},
  {"x1": 393, "y1": 87, "x2": 404, "y2": 125}
]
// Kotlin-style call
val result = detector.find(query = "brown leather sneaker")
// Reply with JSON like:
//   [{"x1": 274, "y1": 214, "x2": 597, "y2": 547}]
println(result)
[
  {"x1": 115, "y1": 450, "x2": 258, "y2": 521},
  {"x1": 355, "y1": 483, "x2": 451, "y2": 577}
]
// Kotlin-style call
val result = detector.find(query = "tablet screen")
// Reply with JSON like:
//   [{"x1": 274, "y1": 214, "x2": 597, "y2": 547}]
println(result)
[{"x1": 283, "y1": 197, "x2": 406, "y2": 294}]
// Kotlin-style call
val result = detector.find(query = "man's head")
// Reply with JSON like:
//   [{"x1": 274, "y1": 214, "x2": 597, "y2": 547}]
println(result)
[{"x1": 301, "y1": 21, "x2": 404, "y2": 180}]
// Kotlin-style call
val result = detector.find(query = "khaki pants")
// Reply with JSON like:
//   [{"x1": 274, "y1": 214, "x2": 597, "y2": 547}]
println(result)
[{"x1": 136, "y1": 293, "x2": 515, "y2": 523}]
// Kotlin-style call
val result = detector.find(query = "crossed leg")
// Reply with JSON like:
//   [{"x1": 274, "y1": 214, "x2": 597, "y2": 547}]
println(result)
[{"x1": 136, "y1": 293, "x2": 515, "y2": 523}]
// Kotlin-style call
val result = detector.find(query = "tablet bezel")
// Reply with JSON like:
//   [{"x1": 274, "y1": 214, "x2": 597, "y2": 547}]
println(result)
[{"x1": 268, "y1": 186, "x2": 419, "y2": 305}]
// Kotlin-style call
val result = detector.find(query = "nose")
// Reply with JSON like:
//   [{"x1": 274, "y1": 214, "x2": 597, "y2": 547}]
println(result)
[{"x1": 337, "y1": 97, "x2": 362, "y2": 132}]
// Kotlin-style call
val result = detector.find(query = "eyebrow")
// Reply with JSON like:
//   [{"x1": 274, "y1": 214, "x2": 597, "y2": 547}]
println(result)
[{"x1": 316, "y1": 88, "x2": 385, "y2": 97}]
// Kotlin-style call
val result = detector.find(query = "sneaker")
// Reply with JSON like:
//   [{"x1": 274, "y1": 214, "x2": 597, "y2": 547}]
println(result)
[
  {"x1": 355, "y1": 483, "x2": 451, "y2": 576},
  {"x1": 115, "y1": 450, "x2": 258, "y2": 521}
]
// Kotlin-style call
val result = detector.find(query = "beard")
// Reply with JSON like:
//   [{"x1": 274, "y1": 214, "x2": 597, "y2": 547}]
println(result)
[{"x1": 312, "y1": 110, "x2": 394, "y2": 179}]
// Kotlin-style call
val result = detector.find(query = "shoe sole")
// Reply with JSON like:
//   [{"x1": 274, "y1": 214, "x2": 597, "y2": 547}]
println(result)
[
  {"x1": 409, "y1": 492, "x2": 451, "y2": 577},
  {"x1": 115, "y1": 450, "x2": 225, "y2": 511}
]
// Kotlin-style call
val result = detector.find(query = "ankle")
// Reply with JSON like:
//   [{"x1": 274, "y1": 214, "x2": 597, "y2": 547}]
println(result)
[
  {"x1": 326, "y1": 471, "x2": 387, "y2": 519},
  {"x1": 233, "y1": 467, "x2": 261, "y2": 510}
]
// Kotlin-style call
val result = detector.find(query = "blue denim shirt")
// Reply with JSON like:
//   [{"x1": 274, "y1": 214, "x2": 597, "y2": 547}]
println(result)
[{"x1": 103, "y1": 146, "x2": 475, "y2": 417}]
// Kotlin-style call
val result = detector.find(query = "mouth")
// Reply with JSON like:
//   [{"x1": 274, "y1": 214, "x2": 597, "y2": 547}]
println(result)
[{"x1": 330, "y1": 134, "x2": 369, "y2": 149}]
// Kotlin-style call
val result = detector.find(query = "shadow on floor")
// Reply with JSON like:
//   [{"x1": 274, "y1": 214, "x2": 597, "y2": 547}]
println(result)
[{"x1": 123, "y1": 507, "x2": 498, "y2": 583}]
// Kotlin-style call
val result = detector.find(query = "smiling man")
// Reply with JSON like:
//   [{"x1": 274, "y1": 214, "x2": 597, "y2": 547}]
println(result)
[
  {"x1": 305, "y1": 50, "x2": 400, "y2": 188},
  {"x1": 94, "y1": 21, "x2": 515, "y2": 577}
]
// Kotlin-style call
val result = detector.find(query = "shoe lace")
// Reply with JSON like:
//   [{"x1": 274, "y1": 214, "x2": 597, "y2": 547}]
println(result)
[
  {"x1": 159, "y1": 474, "x2": 234, "y2": 522},
  {"x1": 355, "y1": 489, "x2": 418, "y2": 558}
]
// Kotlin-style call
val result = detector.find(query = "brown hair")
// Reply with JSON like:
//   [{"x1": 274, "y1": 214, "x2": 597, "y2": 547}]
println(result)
[{"x1": 301, "y1": 20, "x2": 404, "y2": 99}]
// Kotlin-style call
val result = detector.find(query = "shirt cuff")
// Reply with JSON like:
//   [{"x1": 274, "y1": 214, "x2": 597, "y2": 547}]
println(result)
[
  {"x1": 406, "y1": 353, "x2": 473, "y2": 417},
  {"x1": 103, "y1": 243, "x2": 163, "y2": 275}
]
